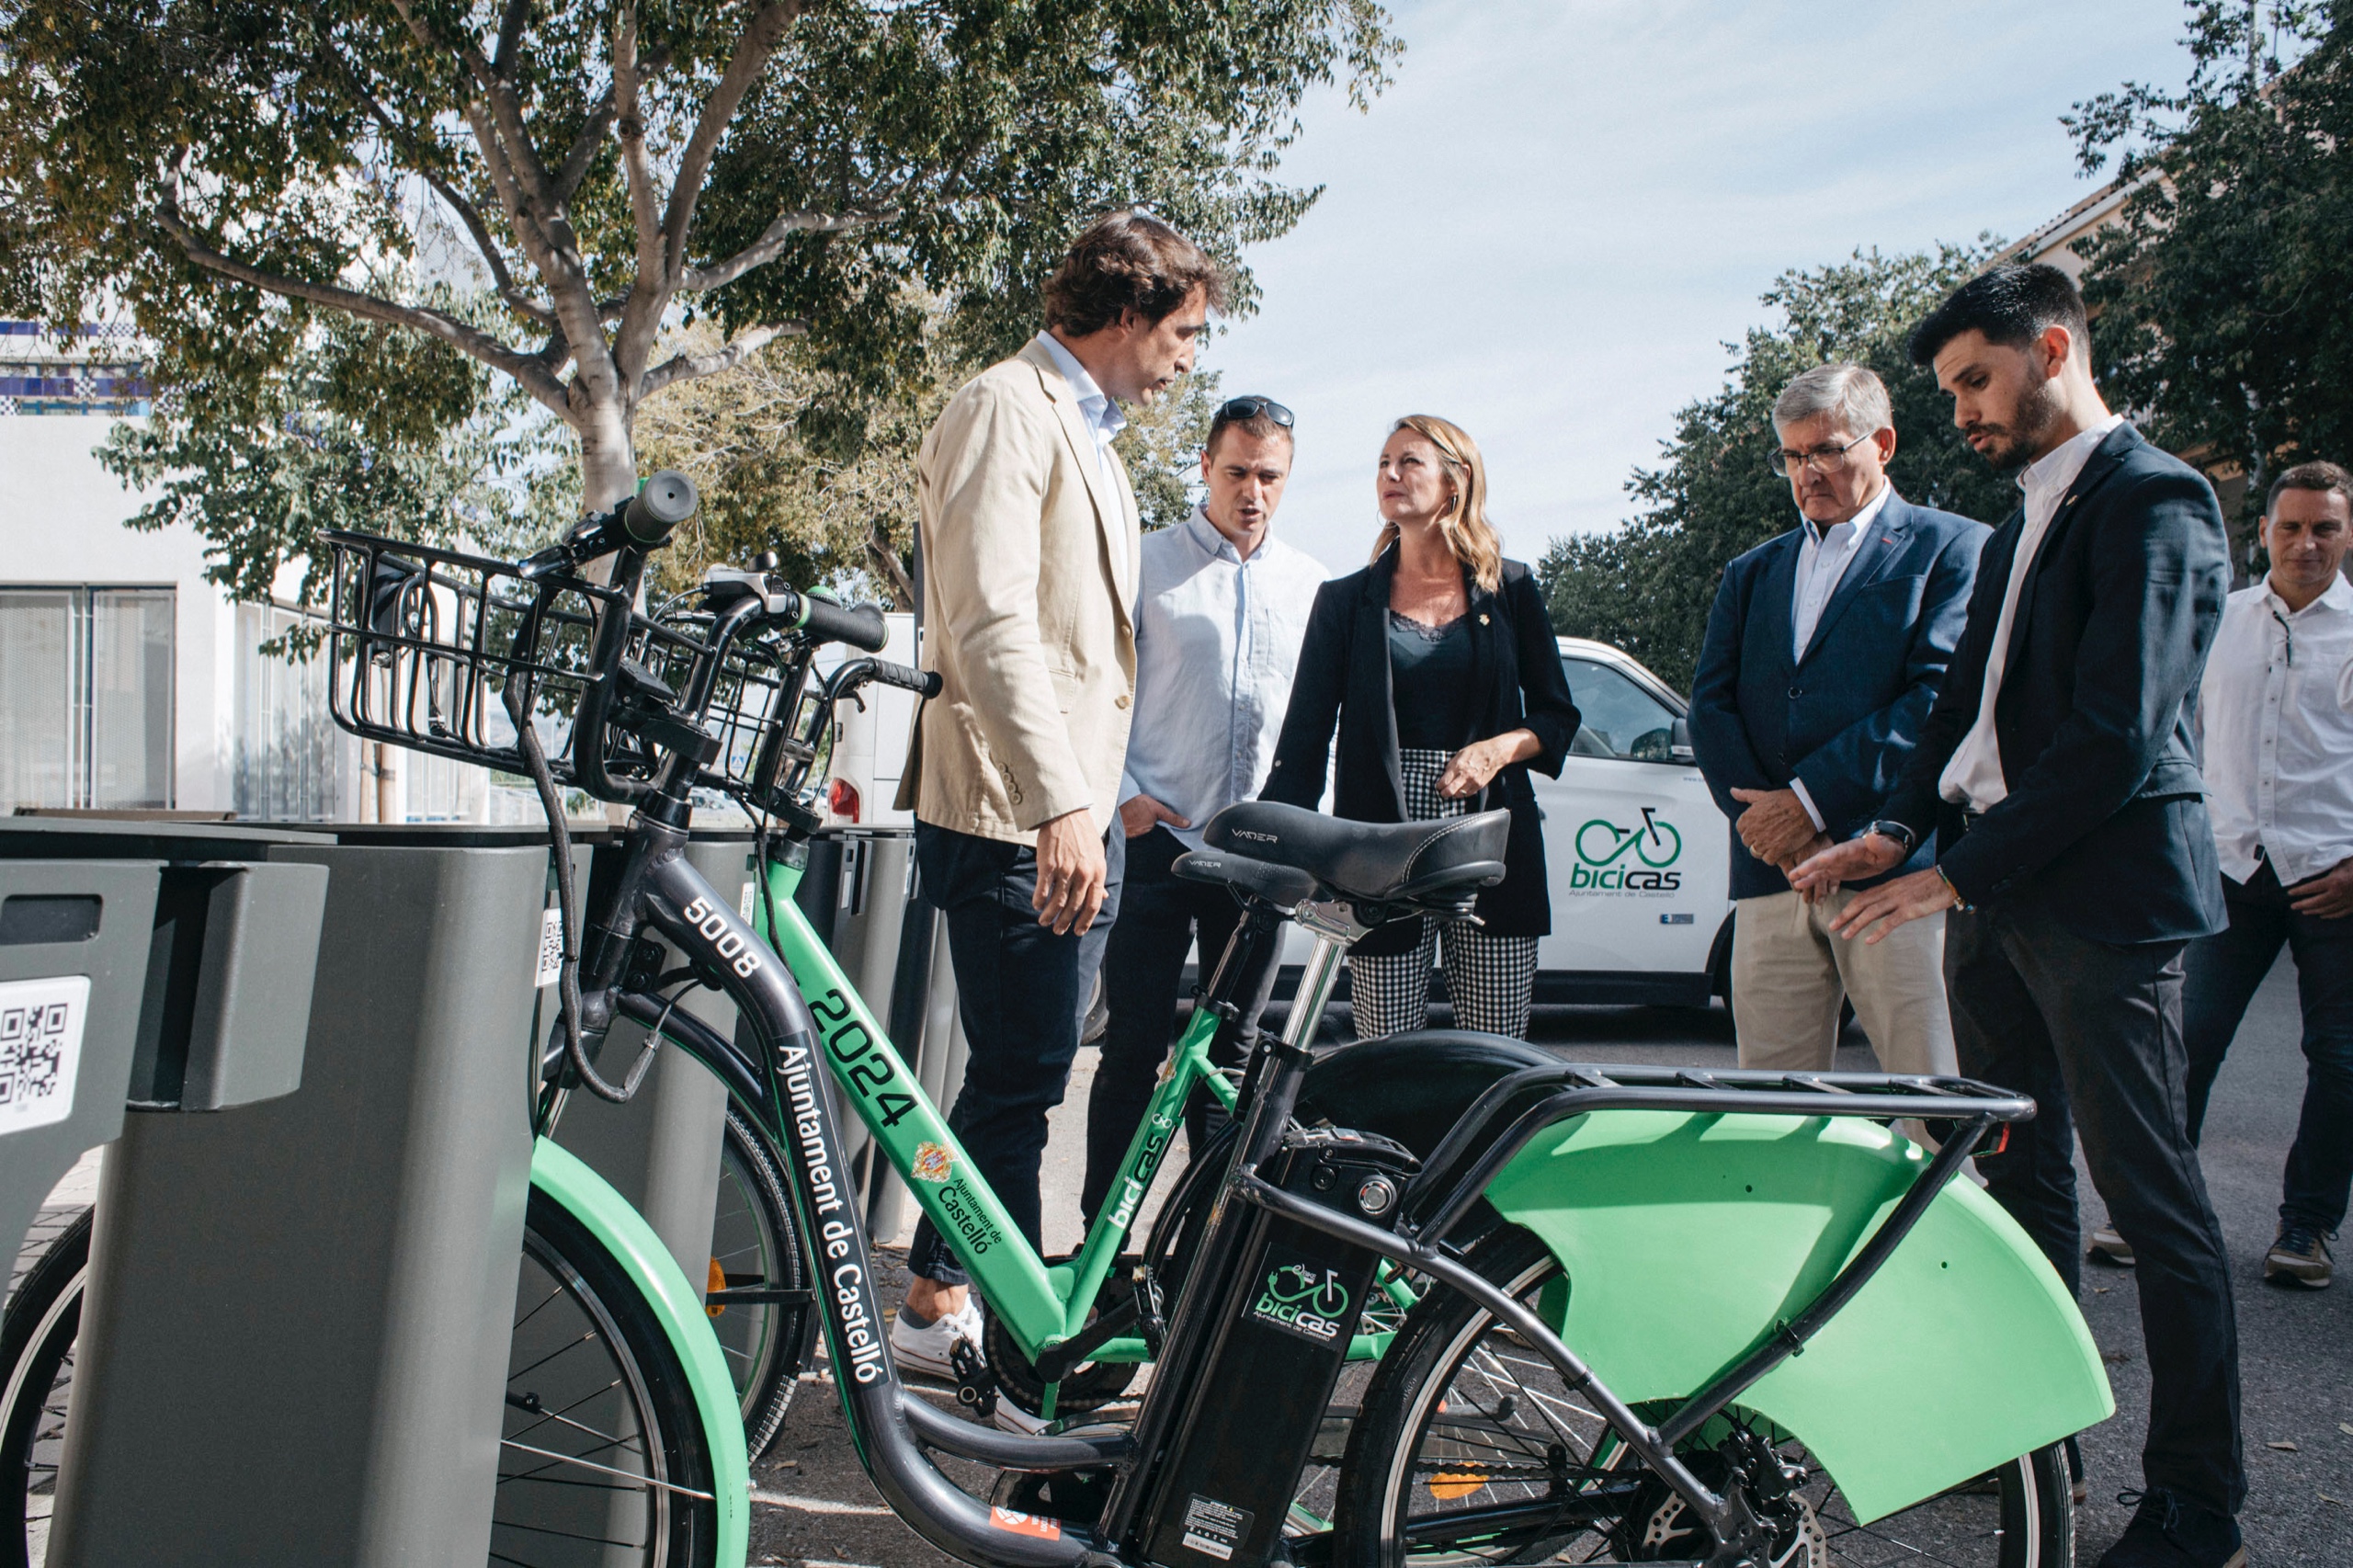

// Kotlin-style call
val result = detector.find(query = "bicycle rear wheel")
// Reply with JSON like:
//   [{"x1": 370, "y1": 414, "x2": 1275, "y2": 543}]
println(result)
[
  {"x1": 497, "y1": 1185, "x2": 723, "y2": 1566},
  {"x1": 706, "y1": 1105, "x2": 815, "y2": 1460},
  {"x1": 1334, "y1": 1225, "x2": 2075, "y2": 1568}
]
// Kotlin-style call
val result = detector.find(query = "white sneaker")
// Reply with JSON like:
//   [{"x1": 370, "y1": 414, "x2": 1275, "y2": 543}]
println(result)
[{"x1": 891, "y1": 1298, "x2": 984, "y2": 1380}]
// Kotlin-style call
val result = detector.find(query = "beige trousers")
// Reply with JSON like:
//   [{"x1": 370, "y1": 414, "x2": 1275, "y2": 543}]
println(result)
[{"x1": 1731, "y1": 889, "x2": 1957, "y2": 1075}]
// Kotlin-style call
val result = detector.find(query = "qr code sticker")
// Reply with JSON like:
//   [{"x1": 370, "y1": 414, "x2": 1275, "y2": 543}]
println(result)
[
  {"x1": 535, "y1": 906, "x2": 565, "y2": 990},
  {"x1": 0, "y1": 976, "x2": 89, "y2": 1135}
]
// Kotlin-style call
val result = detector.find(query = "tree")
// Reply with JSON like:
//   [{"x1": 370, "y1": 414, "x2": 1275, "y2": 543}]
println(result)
[
  {"x1": 96, "y1": 294, "x2": 576, "y2": 624},
  {"x1": 2066, "y1": 1, "x2": 2347, "y2": 571},
  {"x1": 0, "y1": 0, "x2": 1398, "y2": 582},
  {"x1": 1540, "y1": 244, "x2": 2017, "y2": 693}
]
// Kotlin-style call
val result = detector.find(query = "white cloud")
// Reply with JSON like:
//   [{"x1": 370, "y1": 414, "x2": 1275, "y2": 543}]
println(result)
[{"x1": 1211, "y1": 0, "x2": 2191, "y2": 574}]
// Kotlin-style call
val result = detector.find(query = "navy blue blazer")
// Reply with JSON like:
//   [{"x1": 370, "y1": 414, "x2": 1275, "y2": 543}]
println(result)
[
  {"x1": 1879, "y1": 425, "x2": 2229, "y2": 946},
  {"x1": 1690, "y1": 491, "x2": 1988, "y2": 900}
]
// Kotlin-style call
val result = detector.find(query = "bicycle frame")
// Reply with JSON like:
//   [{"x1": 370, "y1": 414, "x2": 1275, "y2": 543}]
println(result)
[{"x1": 745, "y1": 846, "x2": 1240, "y2": 1369}]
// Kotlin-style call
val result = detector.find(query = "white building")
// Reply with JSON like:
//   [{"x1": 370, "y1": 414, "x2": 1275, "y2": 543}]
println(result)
[{"x1": 0, "y1": 328, "x2": 509, "y2": 823}]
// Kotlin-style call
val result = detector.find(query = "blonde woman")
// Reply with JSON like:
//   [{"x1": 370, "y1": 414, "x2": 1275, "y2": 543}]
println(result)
[{"x1": 1262, "y1": 415, "x2": 1581, "y2": 1038}]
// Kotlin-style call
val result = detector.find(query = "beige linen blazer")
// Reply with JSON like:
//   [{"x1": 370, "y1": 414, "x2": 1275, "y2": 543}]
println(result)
[{"x1": 895, "y1": 337, "x2": 1141, "y2": 843}]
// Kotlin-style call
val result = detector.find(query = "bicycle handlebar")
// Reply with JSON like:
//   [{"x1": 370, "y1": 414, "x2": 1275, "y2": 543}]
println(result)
[
  {"x1": 788, "y1": 591, "x2": 888, "y2": 652},
  {"x1": 867, "y1": 658, "x2": 941, "y2": 698}
]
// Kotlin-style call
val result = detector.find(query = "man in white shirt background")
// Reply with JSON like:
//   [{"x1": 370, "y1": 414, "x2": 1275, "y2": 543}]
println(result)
[
  {"x1": 1792, "y1": 265, "x2": 2242, "y2": 1568},
  {"x1": 1081, "y1": 395, "x2": 1330, "y2": 1227},
  {"x1": 2150, "y1": 460, "x2": 2353, "y2": 1290}
]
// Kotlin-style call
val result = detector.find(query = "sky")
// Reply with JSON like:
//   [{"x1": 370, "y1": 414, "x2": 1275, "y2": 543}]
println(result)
[{"x1": 1202, "y1": 0, "x2": 2197, "y2": 575}]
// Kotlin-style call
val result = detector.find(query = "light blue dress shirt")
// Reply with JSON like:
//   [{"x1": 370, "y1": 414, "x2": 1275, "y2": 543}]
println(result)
[
  {"x1": 1119, "y1": 506, "x2": 1332, "y2": 847},
  {"x1": 1034, "y1": 331, "x2": 1126, "y2": 496}
]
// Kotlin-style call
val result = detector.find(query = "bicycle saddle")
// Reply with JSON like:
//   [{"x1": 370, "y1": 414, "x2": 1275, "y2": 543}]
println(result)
[{"x1": 1196, "y1": 801, "x2": 1509, "y2": 910}]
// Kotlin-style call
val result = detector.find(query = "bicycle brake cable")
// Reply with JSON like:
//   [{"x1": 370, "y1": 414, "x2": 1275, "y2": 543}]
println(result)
[{"x1": 504, "y1": 678, "x2": 648, "y2": 1104}]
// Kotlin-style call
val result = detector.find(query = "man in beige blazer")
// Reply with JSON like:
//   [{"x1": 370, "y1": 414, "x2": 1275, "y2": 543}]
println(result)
[{"x1": 890, "y1": 212, "x2": 1222, "y2": 1413}]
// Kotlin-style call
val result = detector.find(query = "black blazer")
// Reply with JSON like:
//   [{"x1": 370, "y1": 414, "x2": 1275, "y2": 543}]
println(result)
[
  {"x1": 1879, "y1": 425, "x2": 2230, "y2": 946},
  {"x1": 1690, "y1": 492, "x2": 1988, "y2": 900},
  {"x1": 1262, "y1": 548, "x2": 1581, "y2": 956}
]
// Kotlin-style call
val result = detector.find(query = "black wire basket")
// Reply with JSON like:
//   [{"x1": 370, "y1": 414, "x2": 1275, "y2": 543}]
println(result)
[
  {"x1": 321, "y1": 530, "x2": 638, "y2": 785},
  {"x1": 321, "y1": 530, "x2": 815, "y2": 803}
]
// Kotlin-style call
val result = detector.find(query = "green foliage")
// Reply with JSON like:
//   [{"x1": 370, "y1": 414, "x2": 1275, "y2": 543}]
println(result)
[
  {"x1": 0, "y1": 0, "x2": 1400, "y2": 590},
  {"x1": 1540, "y1": 244, "x2": 2018, "y2": 693},
  {"x1": 2067, "y1": 1, "x2": 2345, "y2": 571},
  {"x1": 97, "y1": 300, "x2": 577, "y2": 626}
]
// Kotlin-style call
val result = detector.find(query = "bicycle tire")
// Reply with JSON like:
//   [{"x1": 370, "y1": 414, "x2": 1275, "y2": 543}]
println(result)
[
  {"x1": 498, "y1": 1184, "x2": 723, "y2": 1567},
  {"x1": 0, "y1": 1210, "x2": 88, "y2": 1568},
  {"x1": 1332, "y1": 1224, "x2": 2075, "y2": 1568},
  {"x1": 708, "y1": 1104, "x2": 816, "y2": 1460}
]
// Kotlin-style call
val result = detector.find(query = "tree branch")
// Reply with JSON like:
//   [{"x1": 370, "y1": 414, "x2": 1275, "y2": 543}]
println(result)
[
  {"x1": 658, "y1": 2, "x2": 803, "y2": 288},
  {"x1": 551, "y1": 79, "x2": 620, "y2": 208},
  {"x1": 154, "y1": 176, "x2": 571, "y2": 418},
  {"x1": 638, "y1": 324, "x2": 801, "y2": 401},
  {"x1": 318, "y1": 39, "x2": 556, "y2": 327},
  {"x1": 492, "y1": 0, "x2": 531, "y2": 78},
  {"x1": 679, "y1": 208, "x2": 897, "y2": 293}
]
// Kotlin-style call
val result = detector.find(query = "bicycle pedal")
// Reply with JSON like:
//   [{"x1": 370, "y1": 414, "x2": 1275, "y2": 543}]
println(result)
[{"x1": 949, "y1": 1339, "x2": 996, "y2": 1418}]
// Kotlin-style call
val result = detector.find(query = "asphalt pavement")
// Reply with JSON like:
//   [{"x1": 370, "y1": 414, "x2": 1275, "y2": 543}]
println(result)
[{"x1": 750, "y1": 956, "x2": 2353, "y2": 1567}]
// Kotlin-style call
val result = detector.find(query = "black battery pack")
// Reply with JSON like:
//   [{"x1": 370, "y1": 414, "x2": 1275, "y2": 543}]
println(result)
[{"x1": 1137, "y1": 1126, "x2": 1416, "y2": 1568}]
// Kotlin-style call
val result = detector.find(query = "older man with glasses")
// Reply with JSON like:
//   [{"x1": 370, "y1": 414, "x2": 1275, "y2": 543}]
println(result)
[
  {"x1": 1081, "y1": 394, "x2": 1330, "y2": 1227},
  {"x1": 1689, "y1": 362, "x2": 1988, "y2": 1081}
]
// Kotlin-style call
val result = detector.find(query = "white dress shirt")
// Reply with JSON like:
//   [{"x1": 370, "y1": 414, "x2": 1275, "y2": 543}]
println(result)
[
  {"x1": 1034, "y1": 331, "x2": 1125, "y2": 499},
  {"x1": 2198, "y1": 574, "x2": 2353, "y2": 887},
  {"x1": 1939, "y1": 413, "x2": 2128, "y2": 810},
  {"x1": 1785, "y1": 483, "x2": 1892, "y2": 833},
  {"x1": 1118, "y1": 506, "x2": 1331, "y2": 848}
]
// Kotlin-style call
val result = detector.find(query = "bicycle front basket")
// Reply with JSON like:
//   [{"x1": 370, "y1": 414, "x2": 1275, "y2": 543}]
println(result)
[{"x1": 321, "y1": 530, "x2": 629, "y2": 782}]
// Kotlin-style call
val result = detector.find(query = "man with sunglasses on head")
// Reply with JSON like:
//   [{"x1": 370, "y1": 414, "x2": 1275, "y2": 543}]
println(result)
[{"x1": 1080, "y1": 394, "x2": 1330, "y2": 1227}]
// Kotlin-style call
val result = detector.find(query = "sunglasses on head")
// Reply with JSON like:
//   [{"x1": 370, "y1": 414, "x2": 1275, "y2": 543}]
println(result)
[{"x1": 1215, "y1": 395, "x2": 1295, "y2": 428}]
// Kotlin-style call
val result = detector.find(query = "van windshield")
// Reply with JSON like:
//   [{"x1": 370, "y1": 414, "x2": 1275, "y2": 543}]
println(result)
[{"x1": 1564, "y1": 659, "x2": 1679, "y2": 763}]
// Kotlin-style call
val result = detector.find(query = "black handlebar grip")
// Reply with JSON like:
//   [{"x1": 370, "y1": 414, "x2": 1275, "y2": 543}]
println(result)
[
  {"x1": 870, "y1": 659, "x2": 943, "y2": 698},
  {"x1": 622, "y1": 470, "x2": 698, "y2": 546},
  {"x1": 796, "y1": 595, "x2": 889, "y2": 653}
]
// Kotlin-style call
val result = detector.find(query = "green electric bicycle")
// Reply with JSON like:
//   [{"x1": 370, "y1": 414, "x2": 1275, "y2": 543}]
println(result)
[{"x1": 6, "y1": 473, "x2": 2117, "y2": 1568}]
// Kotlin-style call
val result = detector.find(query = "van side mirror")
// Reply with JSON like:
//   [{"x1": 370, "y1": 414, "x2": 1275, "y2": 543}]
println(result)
[{"x1": 1670, "y1": 716, "x2": 1696, "y2": 765}]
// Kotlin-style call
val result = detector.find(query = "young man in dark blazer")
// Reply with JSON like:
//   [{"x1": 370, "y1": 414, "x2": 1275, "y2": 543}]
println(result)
[
  {"x1": 1690, "y1": 362, "x2": 1986, "y2": 1079},
  {"x1": 1793, "y1": 265, "x2": 2241, "y2": 1568}
]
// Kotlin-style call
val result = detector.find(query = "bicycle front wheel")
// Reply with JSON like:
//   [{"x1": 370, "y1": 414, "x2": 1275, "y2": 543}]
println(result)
[
  {"x1": 499, "y1": 1186, "x2": 724, "y2": 1567},
  {"x1": 0, "y1": 1209, "x2": 86, "y2": 1568},
  {"x1": 1334, "y1": 1225, "x2": 2075, "y2": 1568},
  {"x1": 707, "y1": 1105, "x2": 815, "y2": 1460}
]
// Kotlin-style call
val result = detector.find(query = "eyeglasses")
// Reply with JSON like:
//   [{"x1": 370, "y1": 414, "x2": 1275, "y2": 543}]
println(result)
[
  {"x1": 1767, "y1": 431, "x2": 1873, "y2": 477},
  {"x1": 1215, "y1": 395, "x2": 1295, "y2": 428}
]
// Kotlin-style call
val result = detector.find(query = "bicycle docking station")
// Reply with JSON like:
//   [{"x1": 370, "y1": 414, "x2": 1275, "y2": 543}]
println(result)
[{"x1": 29, "y1": 822, "x2": 551, "y2": 1567}]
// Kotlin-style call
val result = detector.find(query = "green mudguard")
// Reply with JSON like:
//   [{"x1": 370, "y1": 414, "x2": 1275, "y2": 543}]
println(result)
[
  {"x1": 1484, "y1": 1110, "x2": 2113, "y2": 1524},
  {"x1": 530, "y1": 1137, "x2": 752, "y2": 1567}
]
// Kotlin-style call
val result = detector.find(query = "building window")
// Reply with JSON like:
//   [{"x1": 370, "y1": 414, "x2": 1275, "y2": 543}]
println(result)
[
  {"x1": 0, "y1": 586, "x2": 175, "y2": 811},
  {"x1": 233, "y1": 604, "x2": 347, "y2": 822}
]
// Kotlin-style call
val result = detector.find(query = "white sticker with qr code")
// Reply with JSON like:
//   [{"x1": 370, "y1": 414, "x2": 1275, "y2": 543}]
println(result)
[
  {"x1": 738, "y1": 881, "x2": 757, "y2": 921},
  {"x1": 535, "y1": 906, "x2": 565, "y2": 989},
  {"x1": 0, "y1": 977, "x2": 89, "y2": 1135}
]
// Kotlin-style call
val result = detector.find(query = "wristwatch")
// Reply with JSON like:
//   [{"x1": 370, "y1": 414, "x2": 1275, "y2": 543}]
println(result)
[{"x1": 1861, "y1": 820, "x2": 1918, "y2": 856}]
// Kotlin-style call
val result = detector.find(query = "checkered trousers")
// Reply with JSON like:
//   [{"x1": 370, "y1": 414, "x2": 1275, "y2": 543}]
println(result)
[{"x1": 1346, "y1": 747, "x2": 1540, "y2": 1040}]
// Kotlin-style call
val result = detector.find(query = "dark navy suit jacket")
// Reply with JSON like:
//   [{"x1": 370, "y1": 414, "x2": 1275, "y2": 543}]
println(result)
[
  {"x1": 1878, "y1": 425, "x2": 2229, "y2": 946},
  {"x1": 1690, "y1": 491, "x2": 1988, "y2": 900}
]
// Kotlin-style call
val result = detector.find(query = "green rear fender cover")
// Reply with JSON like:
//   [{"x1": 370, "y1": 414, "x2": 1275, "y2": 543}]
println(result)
[
  {"x1": 1484, "y1": 1111, "x2": 2112, "y2": 1524},
  {"x1": 531, "y1": 1137, "x2": 752, "y2": 1566}
]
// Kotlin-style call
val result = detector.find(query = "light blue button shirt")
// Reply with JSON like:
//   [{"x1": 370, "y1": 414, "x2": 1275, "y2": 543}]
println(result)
[
  {"x1": 1034, "y1": 331, "x2": 1126, "y2": 497},
  {"x1": 1120, "y1": 506, "x2": 1332, "y2": 847}
]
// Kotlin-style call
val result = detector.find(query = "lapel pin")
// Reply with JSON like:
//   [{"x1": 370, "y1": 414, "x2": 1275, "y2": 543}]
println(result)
[{"x1": 1479, "y1": 613, "x2": 1490, "y2": 625}]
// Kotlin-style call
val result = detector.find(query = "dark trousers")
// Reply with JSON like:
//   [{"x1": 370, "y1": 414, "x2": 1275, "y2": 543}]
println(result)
[
  {"x1": 2183, "y1": 858, "x2": 2353, "y2": 1233},
  {"x1": 1946, "y1": 899, "x2": 2245, "y2": 1516},
  {"x1": 907, "y1": 820, "x2": 1122, "y2": 1286},
  {"x1": 1081, "y1": 826, "x2": 1261, "y2": 1225}
]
